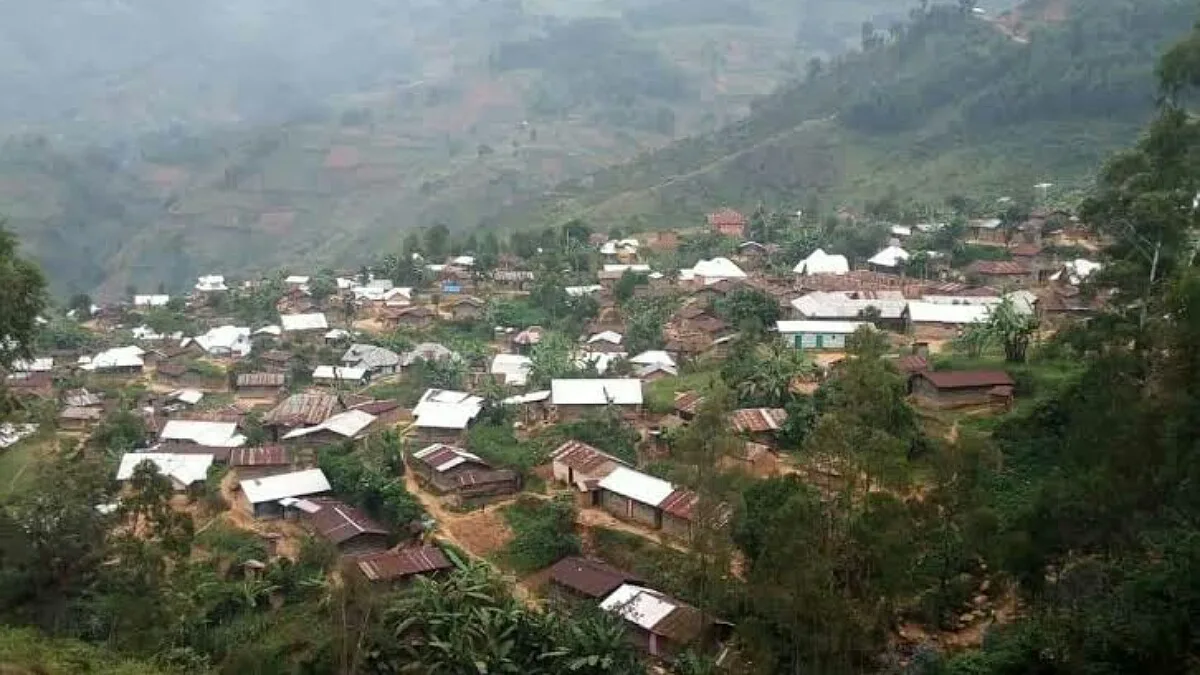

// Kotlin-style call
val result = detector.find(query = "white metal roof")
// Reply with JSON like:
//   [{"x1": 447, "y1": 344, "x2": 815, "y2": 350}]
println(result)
[
  {"x1": 160, "y1": 420, "x2": 245, "y2": 447},
  {"x1": 412, "y1": 443, "x2": 486, "y2": 472},
  {"x1": 254, "y1": 325, "x2": 282, "y2": 337},
  {"x1": 285, "y1": 275, "x2": 310, "y2": 285},
  {"x1": 691, "y1": 257, "x2": 747, "y2": 280},
  {"x1": 117, "y1": 452, "x2": 213, "y2": 486},
  {"x1": 868, "y1": 246, "x2": 910, "y2": 268},
  {"x1": 600, "y1": 584, "x2": 678, "y2": 630},
  {"x1": 413, "y1": 389, "x2": 483, "y2": 429},
  {"x1": 0, "y1": 423, "x2": 38, "y2": 448},
  {"x1": 195, "y1": 275, "x2": 228, "y2": 292},
  {"x1": 192, "y1": 325, "x2": 251, "y2": 357},
  {"x1": 577, "y1": 352, "x2": 626, "y2": 376},
  {"x1": 84, "y1": 345, "x2": 145, "y2": 370},
  {"x1": 169, "y1": 389, "x2": 204, "y2": 405},
  {"x1": 312, "y1": 365, "x2": 367, "y2": 381},
  {"x1": 13, "y1": 357, "x2": 53, "y2": 372},
  {"x1": 324, "y1": 328, "x2": 351, "y2": 340},
  {"x1": 629, "y1": 350, "x2": 676, "y2": 368},
  {"x1": 342, "y1": 344, "x2": 401, "y2": 370},
  {"x1": 133, "y1": 294, "x2": 170, "y2": 307},
  {"x1": 891, "y1": 225, "x2": 913, "y2": 237},
  {"x1": 283, "y1": 409, "x2": 377, "y2": 440},
  {"x1": 280, "y1": 313, "x2": 329, "y2": 332},
  {"x1": 905, "y1": 301, "x2": 991, "y2": 325},
  {"x1": 587, "y1": 331, "x2": 623, "y2": 345},
  {"x1": 451, "y1": 255, "x2": 476, "y2": 267},
  {"x1": 551, "y1": 379, "x2": 643, "y2": 406},
  {"x1": 776, "y1": 320, "x2": 869, "y2": 335},
  {"x1": 602, "y1": 264, "x2": 652, "y2": 273},
  {"x1": 490, "y1": 354, "x2": 533, "y2": 386},
  {"x1": 240, "y1": 468, "x2": 331, "y2": 504},
  {"x1": 792, "y1": 249, "x2": 850, "y2": 275},
  {"x1": 599, "y1": 466, "x2": 675, "y2": 506},
  {"x1": 791, "y1": 292, "x2": 907, "y2": 320},
  {"x1": 502, "y1": 390, "x2": 552, "y2": 405},
  {"x1": 565, "y1": 285, "x2": 603, "y2": 297}
]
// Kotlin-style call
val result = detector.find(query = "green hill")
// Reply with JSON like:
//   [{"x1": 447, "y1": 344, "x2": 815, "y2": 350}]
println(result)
[{"x1": 486, "y1": 0, "x2": 1197, "y2": 232}]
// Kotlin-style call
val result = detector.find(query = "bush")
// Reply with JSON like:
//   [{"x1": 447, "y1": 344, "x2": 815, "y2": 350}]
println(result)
[
  {"x1": 500, "y1": 496, "x2": 580, "y2": 573},
  {"x1": 467, "y1": 422, "x2": 547, "y2": 475},
  {"x1": 318, "y1": 446, "x2": 424, "y2": 530}
]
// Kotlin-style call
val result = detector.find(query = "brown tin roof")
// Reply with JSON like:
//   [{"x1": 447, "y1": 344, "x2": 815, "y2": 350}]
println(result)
[
  {"x1": 549, "y1": 556, "x2": 641, "y2": 598},
  {"x1": 263, "y1": 392, "x2": 339, "y2": 427},
  {"x1": 236, "y1": 372, "x2": 286, "y2": 388},
  {"x1": 730, "y1": 408, "x2": 788, "y2": 433},
  {"x1": 917, "y1": 370, "x2": 1015, "y2": 390},
  {"x1": 307, "y1": 500, "x2": 389, "y2": 546},
  {"x1": 659, "y1": 489, "x2": 699, "y2": 521},
  {"x1": 356, "y1": 546, "x2": 452, "y2": 581},
  {"x1": 229, "y1": 445, "x2": 292, "y2": 467},
  {"x1": 551, "y1": 440, "x2": 624, "y2": 476}
]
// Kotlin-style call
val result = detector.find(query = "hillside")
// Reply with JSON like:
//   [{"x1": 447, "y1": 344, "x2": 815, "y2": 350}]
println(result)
[
  {"x1": 0, "y1": 0, "x2": 916, "y2": 297},
  {"x1": 487, "y1": 0, "x2": 1196, "y2": 231}
]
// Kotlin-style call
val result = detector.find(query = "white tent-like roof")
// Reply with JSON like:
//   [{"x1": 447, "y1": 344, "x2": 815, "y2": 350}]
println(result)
[
  {"x1": 490, "y1": 354, "x2": 533, "y2": 386},
  {"x1": 118, "y1": 452, "x2": 213, "y2": 487},
  {"x1": 587, "y1": 331, "x2": 623, "y2": 345},
  {"x1": 905, "y1": 301, "x2": 992, "y2": 325},
  {"x1": 690, "y1": 257, "x2": 747, "y2": 281},
  {"x1": 280, "y1": 313, "x2": 329, "y2": 332},
  {"x1": 598, "y1": 466, "x2": 675, "y2": 507},
  {"x1": 792, "y1": 249, "x2": 850, "y2": 275},
  {"x1": 83, "y1": 346, "x2": 145, "y2": 371},
  {"x1": 282, "y1": 409, "x2": 377, "y2": 440},
  {"x1": 600, "y1": 584, "x2": 678, "y2": 630},
  {"x1": 160, "y1": 420, "x2": 245, "y2": 447},
  {"x1": 629, "y1": 350, "x2": 676, "y2": 368},
  {"x1": 189, "y1": 325, "x2": 251, "y2": 357},
  {"x1": 240, "y1": 469, "x2": 331, "y2": 505},
  {"x1": 868, "y1": 246, "x2": 910, "y2": 268}
]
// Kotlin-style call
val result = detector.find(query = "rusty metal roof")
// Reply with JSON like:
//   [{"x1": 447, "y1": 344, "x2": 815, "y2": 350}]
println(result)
[
  {"x1": 659, "y1": 489, "x2": 699, "y2": 521},
  {"x1": 156, "y1": 362, "x2": 188, "y2": 377},
  {"x1": 730, "y1": 408, "x2": 788, "y2": 433},
  {"x1": 893, "y1": 355, "x2": 929, "y2": 374},
  {"x1": 454, "y1": 469, "x2": 519, "y2": 488},
  {"x1": 550, "y1": 556, "x2": 640, "y2": 598},
  {"x1": 229, "y1": 445, "x2": 292, "y2": 467},
  {"x1": 236, "y1": 372, "x2": 286, "y2": 388},
  {"x1": 653, "y1": 604, "x2": 707, "y2": 643},
  {"x1": 916, "y1": 370, "x2": 1014, "y2": 390},
  {"x1": 551, "y1": 440, "x2": 624, "y2": 476},
  {"x1": 673, "y1": 391, "x2": 705, "y2": 415},
  {"x1": 969, "y1": 260, "x2": 1031, "y2": 275},
  {"x1": 307, "y1": 500, "x2": 388, "y2": 546},
  {"x1": 356, "y1": 546, "x2": 452, "y2": 581},
  {"x1": 263, "y1": 392, "x2": 339, "y2": 427}
]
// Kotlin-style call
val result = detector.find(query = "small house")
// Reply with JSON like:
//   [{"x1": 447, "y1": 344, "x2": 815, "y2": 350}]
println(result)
[
  {"x1": 159, "y1": 420, "x2": 245, "y2": 448},
  {"x1": 730, "y1": 408, "x2": 789, "y2": 446},
  {"x1": 904, "y1": 302, "x2": 991, "y2": 339},
  {"x1": 867, "y1": 245, "x2": 910, "y2": 274},
  {"x1": 909, "y1": 370, "x2": 1015, "y2": 409},
  {"x1": 312, "y1": 365, "x2": 368, "y2": 387},
  {"x1": 381, "y1": 306, "x2": 436, "y2": 330},
  {"x1": 356, "y1": 546, "x2": 453, "y2": 584},
  {"x1": 600, "y1": 584, "x2": 728, "y2": 659},
  {"x1": 444, "y1": 296, "x2": 485, "y2": 322},
  {"x1": 280, "y1": 313, "x2": 329, "y2": 341},
  {"x1": 411, "y1": 389, "x2": 483, "y2": 444},
  {"x1": 59, "y1": 406, "x2": 103, "y2": 432},
  {"x1": 259, "y1": 350, "x2": 296, "y2": 374},
  {"x1": 228, "y1": 445, "x2": 295, "y2": 480},
  {"x1": 673, "y1": 391, "x2": 704, "y2": 420},
  {"x1": 968, "y1": 218, "x2": 1005, "y2": 244},
  {"x1": 489, "y1": 354, "x2": 533, "y2": 387},
  {"x1": 239, "y1": 468, "x2": 332, "y2": 519},
  {"x1": 305, "y1": 499, "x2": 390, "y2": 555},
  {"x1": 341, "y1": 344, "x2": 401, "y2": 377},
  {"x1": 550, "y1": 440, "x2": 628, "y2": 505},
  {"x1": 549, "y1": 556, "x2": 641, "y2": 600},
  {"x1": 793, "y1": 249, "x2": 849, "y2": 276},
  {"x1": 408, "y1": 443, "x2": 520, "y2": 506},
  {"x1": 707, "y1": 208, "x2": 747, "y2": 238},
  {"x1": 282, "y1": 409, "x2": 378, "y2": 448},
  {"x1": 117, "y1": 452, "x2": 214, "y2": 492},
  {"x1": 235, "y1": 372, "x2": 286, "y2": 398},
  {"x1": 597, "y1": 466, "x2": 674, "y2": 529},
  {"x1": 263, "y1": 392, "x2": 340, "y2": 440},
  {"x1": 775, "y1": 320, "x2": 869, "y2": 351},
  {"x1": 550, "y1": 379, "x2": 643, "y2": 421},
  {"x1": 967, "y1": 260, "x2": 1035, "y2": 287},
  {"x1": 6, "y1": 373, "x2": 54, "y2": 399}
]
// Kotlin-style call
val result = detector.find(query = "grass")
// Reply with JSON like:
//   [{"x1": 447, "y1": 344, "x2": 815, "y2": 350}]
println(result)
[
  {"x1": 0, "y1": 432, "x2": 55, "y2": 498},
  {"x1": 644, "y1": 367, "x2": 722, "y2": 414}
]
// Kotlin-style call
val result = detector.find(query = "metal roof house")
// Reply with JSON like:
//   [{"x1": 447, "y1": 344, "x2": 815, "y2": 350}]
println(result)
[
  {"x1": 775, "y1": 320, "x2": 869, "y2": 351},
  {"x1": 239, "y1": 468, "x2": 332, "y2": 518}
]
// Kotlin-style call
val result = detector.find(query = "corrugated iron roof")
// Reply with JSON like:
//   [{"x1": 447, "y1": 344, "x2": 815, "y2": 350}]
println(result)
[
  {"x1": 551, "y1": 440, "x2": 625, "y2": 475},
  {"x1": 653, "y1": 605, "x2": 707, "y2": 644},
  {"x1": 731, "y1": 408, "x2": 788, "y2": 433},
  {"x1": 237, "y1": 372, "x2": 286, "y2": 388},
  {"x1": 411, "y1": 443, "x2": 490, "y2": 473},
  {"x1": 229, "y1": 445, "x2": 292, "y2": 467},
  {"x1": 264, "y1": 392, "x2": 339, "y2": 427},
  {"x1": 307, "y1": 500, "x2": 388, "y2": 545},
  {"x1": 916, "y1": 370, "x2": 1014, "y2": 389},
  {"x1": 356, "y1": 546, "x2": 452, "y2": 581},
  {"x1": 454, "y1": 469, "x2": 519, "y2": 488},
  {"x1": 673, "y1": 391, "x2": 705, "y2": 415},
  {"x1": 659, "y1": 488, "x2": 699, "y2": 521},
  {"x1": 549, "y1": 556, "x2": 640, "y2": 598},
  {"x1": 970, "y1": 260, "x2": 1031, "y2": 275}
]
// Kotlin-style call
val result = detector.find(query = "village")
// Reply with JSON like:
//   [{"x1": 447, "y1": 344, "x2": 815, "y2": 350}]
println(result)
[{"x1": 1, "y1": 204, "x2": 1107, "y2": 666}]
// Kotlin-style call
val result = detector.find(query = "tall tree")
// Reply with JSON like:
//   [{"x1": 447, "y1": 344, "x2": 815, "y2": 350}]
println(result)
[{"x1": 0, "y1": 228, "x2": 46, "y2": 368}]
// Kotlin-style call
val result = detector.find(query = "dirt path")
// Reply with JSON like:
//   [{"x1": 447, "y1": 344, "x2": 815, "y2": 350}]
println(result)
[{"x1": 575, "y1": 506, "x2": 692, "y2": 555}]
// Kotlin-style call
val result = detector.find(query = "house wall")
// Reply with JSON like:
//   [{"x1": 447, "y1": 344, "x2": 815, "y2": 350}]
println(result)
[
  {"x1": 412, "y1": 427, "x2": 465, "y2": 446},
  {"x1": 337, "y1": 533, "x2": 389, "y2": 557},
  {"x1": 784, "y1": 332, "x2": 849, "y2": 350},
  {"x1": 661, "y1": 513, "x2": 692, "y2": 540},
  {"x1": 556, "y1": 404, "x2": 640, "y2": 422},
  {"x1": 911, "y1": 378, "x2": 994, "y2": 409},
  {"x1": 237, "y1": 385, "x2": 282, "y2": 399},
  {"x1": 233, "y1": 465, "x2": 294, "y2": 481}
]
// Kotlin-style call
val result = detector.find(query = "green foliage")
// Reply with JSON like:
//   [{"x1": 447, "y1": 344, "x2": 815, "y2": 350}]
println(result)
[
  {"x1": 34, "y1": 317, "x2": 100, "y2": 352},
  {"x1": 714, "y1": 286, "x2": 781, "y2": 334},
  {"x1": 499, "y1": 496, "x2": 581, "y2": 573},
  {"x1": 0, "y1": 227, "x2": 47, "y2": 368},
  {"x1": 466, "y1": 421, "x2": 546, "y2": 475},
  {"x1": 89, "y1": 410, "x2": 148, "y2": 456},
  {"x1": 549, "y1": 412, "x2": 641, "y2": 465},
  {"x1": 0, "y1": 627, "x2": 168, "y2": 675},
  {"x1": 318, "y1": 445, "x2": 424, "y2": 530}
]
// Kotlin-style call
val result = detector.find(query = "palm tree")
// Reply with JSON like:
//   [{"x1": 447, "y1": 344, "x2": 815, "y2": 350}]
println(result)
[{"x1": 737, "y1": 342, "x2": 816, "y2": 407}]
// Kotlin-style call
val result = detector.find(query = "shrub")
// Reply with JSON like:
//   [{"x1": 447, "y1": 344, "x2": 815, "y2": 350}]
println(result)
[{"x1": 500, "y1": 496, "x2": 580, "y2": 573}]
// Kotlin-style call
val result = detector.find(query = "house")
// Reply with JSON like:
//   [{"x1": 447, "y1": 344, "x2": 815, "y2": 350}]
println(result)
[
  {"x1": 156, "y1": 362, "x2": 226, "y2": 390},
  {"x1": 790, "y1": 291, "x2": 908, "y2": 331},
  {"x1": 186, "y1": 326, "x2": 252, "y2": 358},
  {"x1": 411, "y1": 389, "x2": 483, "y2": 443},
  {"x1": 658, "y1": 488, "x2": 701, "y2": 540},
  {"x1": 82, "y1": 346, "x2": 145, "y2": 374},
  {"x1": 600, "y1": 584, "x2": 727, "y2": 660},
  {"x1": 501, "y1": 390, "x2": 552, "y2": 425},
  {"x1": 707, "y1": 208, "x2": 747, "y2": 238},
  {"x1": 967, "y1": 260, "x2": 1035, "y2": 287},
  {"x1": 550, "y1": 440, "x2": 628, "y2": 506},
  {"x1": 550, "y1": 556, "x2": 641, "y2": 600},
  {"x1": 282, "y1": 409, "x2": 378, "y2": 447},
  {"x1": 259, "y1": 350, "x2": 296, "y2": 374},
  {"x1": 775, "y1": 320, "x2": 869, "y2": 351},
  {"x1": 904, "y1": 302, "x2": 991, "y2": 338},
  {"x1": 6, "y1": 373, "x2": 54, "y2": 399},
  {"x1": 968, "y1": 218, "x2": 1005, "y2": 244},
  {"x1": 235, "y1": 372, "x2": 286, "y2": 398},
  {"x1": 381, "y1": 306, "x2": 436, "y2": 330},
  {"x1": 62, "y1": 388, "x2": 103, "y2": 409},
  {"x1": 551, "y1": 379, "x2": 643, "y2": 420},
  {"x1": 228, "y1": 445, "x2": 295, "y2": 479},
  {"x1": 312, "y1": 365, "x2": 369, "y2": 387},
  {"x1": 867, "y1": 245, "x2": 910, "y2": 273},
  {"x1": 195, "y1": 275, "x2": 228, "y2": 293},
  {"x1": 730, "y1": 408, "x2": 788, "y2": 446},
  {"x1": 489, "y1": 354, "x2": 533, "y2": 387},
  {"x1": 356, "y1": 546, "x2": 454, "y2": 584},
  {"x1": 444, "y1": 296, "x2": 485, "y2": 322},
  {"x1": 263, "y1": 392, "x2": 341, "y2": 440},
  {"x1": 793, "y1": 249, "x2": 849, "y2": 276},
  {"x1": 1050, "y1": 259, "x2": 1102, "y2": 286},
  {"x1": 239, "y1": 468, "x2": 332, "y2": 519},
  {"x1": 673, "y1": 391, "x2": 704, "y2": 420},
  {"x1": 909, "y1": 370, "x2": 1015, "y2": 409},
  {"x1": 324, "y1": 329, "x2": 352, "y2": 346},
  {"x1": 117, "y1": 452, "x2": 214, "y2": 492},
  {"x1": 408, "y1": 443, "x2": 520, "y2": 506},
  {"x1": 585, "y1": 330, "x2": 625, "y2": 354},
  {"x1": 280, "y1": 313, "x2": 329, "y2": 340},
  {"x1": 512, "y1": 326, "x2": 544, "y2": 353},
  {"x1": 687, "y1": 258, "x2": 747, "y2": 285},
  {"x1": 401, "y1": 343, "x2": 457, "y2": 368},
  {"x1": 59, "y1": 406, "x2": 103, "y2": 431},
  {"x1": 636, "y1": 363, "x2": 677, "y2": 382},
  {"x1": 598, "y1": 466, "x2": 675, "y2": 529},
  {"x1": 341, "y1": 344, "x2": 401, "y2": 377},
  {"x1": 160, "y1": 420, "x2": 245, "y2": 448},
  {"x1": 305, "y1": 499, "x2": 390, "y2": 555},
  {"x1": 133, "y1": 294, "x2": 170, "y2": 309}
]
